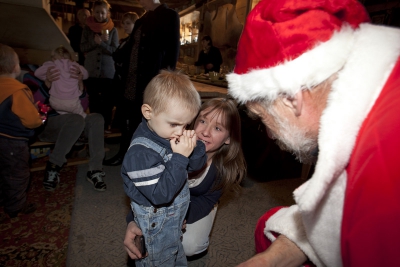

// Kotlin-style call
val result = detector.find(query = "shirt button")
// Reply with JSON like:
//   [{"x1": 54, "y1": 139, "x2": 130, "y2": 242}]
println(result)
[
  {"x1": 151, "y1": 223, "x2": 156, "y2": 227},
  {"x1": 153, "y1": 208, "x2": 157, "y2": 213}
]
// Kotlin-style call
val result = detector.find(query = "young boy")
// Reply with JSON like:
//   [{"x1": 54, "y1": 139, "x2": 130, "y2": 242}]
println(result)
[
  {"x1": 121, "y1": 70, "x2": 206, "y2": 266},
  {"x1": 0, "y1": 44, "x2": 42, "y2": 220}
]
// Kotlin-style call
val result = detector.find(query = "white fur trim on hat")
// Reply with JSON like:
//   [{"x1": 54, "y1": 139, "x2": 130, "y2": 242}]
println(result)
[{"x1": 227, "y1": 25, "x2": 357, "y2": 103}]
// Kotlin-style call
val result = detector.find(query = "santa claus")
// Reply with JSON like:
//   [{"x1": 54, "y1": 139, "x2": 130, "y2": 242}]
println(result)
[{"x1": 227, "y1": 0, "x2": 400, "y2": 266}]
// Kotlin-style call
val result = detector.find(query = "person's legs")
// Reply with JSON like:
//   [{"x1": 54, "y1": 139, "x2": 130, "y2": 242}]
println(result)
[
  {"x1": 183, "y1": 206, "x2": 218, "y2": 256},
  {"x1": 84, "y1": 113, "x2": 105, "y2": 171},
  {"x1": 85, "y1": 77, "x2": 102, "y2": 115},
  {"x1": 103, "y1": 98, "x2": 142, "y2": 166},
  {"x1": 134, "y1": 184, "x2": 190, "y2": 266},
  {"x1": 85, "y1": 78, "x2": 114, "y2": 130},
  {"x1": 0, "y1": 138, "x2": 36, "y2": 217},
  {"x1": 39, "y1": 114, "x2": 85, "y2": 167},
  {"x1": 84, "y1": 113, "x2": 106, "y2": 191},
  {"x1": 39, "y1": 114, "x2": 85, "y2": 190}
]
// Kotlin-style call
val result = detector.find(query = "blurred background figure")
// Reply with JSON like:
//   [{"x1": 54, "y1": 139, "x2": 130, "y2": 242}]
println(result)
[
  {"x1": 103, "y1": 0, "x2": 180, "y2": 166},
  {"x1": 81, "y1": 0, "x2": 118, "y2": 131},
  {"x1": 68, "y1": 8, "x2": 91, "y2": 65},
  {"x1": 195, "y1": 35, "x2": 222, "y2": 74}
]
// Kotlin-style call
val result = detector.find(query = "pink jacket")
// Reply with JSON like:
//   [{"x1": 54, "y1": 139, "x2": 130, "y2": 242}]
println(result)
[{"x1": 34, "y1": 59, "x2": 88, "y2": 99}]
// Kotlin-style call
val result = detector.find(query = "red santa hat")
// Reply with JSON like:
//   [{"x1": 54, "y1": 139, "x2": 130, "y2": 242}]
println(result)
[{"x1": 227, "y1": 0, "x2": 370, "y2": 103}]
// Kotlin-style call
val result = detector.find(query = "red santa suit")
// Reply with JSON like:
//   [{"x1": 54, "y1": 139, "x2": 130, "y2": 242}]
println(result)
[{"x1": 227, "y1": 0, "x2": 400, "y2": 266}]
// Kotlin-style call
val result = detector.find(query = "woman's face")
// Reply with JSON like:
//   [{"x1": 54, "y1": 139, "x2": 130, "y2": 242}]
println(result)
[
  {"x1": 194, "y1": 108, "x2": 230, "y2": 159},
  {"x1": 122, "y1": 19, "x2": 134, "y2": 35},
  {"x1": 93, "y1": 6, "x2": 108, "y2": 23}
]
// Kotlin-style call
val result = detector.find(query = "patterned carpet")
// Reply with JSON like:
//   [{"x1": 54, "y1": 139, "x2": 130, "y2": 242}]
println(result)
[{"x1": 0, "y1": 165, "x2": 77, "y2": 267}]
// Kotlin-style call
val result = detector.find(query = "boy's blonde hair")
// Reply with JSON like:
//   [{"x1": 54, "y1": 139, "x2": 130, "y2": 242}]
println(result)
[
  {"x1": 122, "y1": 12, "x2": 139, "y2": 23},
  {"x1": 143, "y1": 70, "x2": 201, "y2": 115},
  {"x1": 51, "y1": 46, "x2": 72, "y2": 60},
  {"x1": 0, "y1": 43, "x2": 18, "y2": 75}
]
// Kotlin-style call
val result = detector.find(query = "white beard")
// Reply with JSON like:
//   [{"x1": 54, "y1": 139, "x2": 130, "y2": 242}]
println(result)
[{"x1": 269, "y1": 108, "x2": 318, "y2": 164}]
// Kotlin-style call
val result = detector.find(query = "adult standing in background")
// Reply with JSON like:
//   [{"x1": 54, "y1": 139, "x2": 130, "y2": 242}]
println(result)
[
  {"x1": 67, "y1": 8, "x2": 91, "y2": 65},
  {"x1": 103, "y1": 0, "x2": 180, "y2": 166},
  {"x1": 80, "y1": 0, "x2": 118, "y2": 131},
  {"x1": 106, "y1": 12, "x2": 138, "y2": 134},
  {"x1": 226, "y1": 0, "x2": 400, "y2": 266},
  {"x1": 194, "y1": 35, "x2": 222, "y2": 74}
]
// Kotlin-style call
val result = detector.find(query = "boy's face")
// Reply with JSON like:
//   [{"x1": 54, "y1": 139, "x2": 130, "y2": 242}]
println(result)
[{"x1": 143, "y1": 99, "x2": 196, "y2": 140}]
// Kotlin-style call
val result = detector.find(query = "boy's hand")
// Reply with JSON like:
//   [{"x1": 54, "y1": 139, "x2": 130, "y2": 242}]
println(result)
[{"x1": 170, "y1": 130, "x2": 197, "y2": 157}]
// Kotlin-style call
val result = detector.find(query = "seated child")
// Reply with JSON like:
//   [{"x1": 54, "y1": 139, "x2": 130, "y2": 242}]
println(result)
[
  {"x1": 0, "y1": 44, "x2": 42, "y2": 219},
  {"x1": 121, "y1": 70, "x2": 207, "y2": 266},
  {"x1": 34, "y1": 46, "x2": 88, "y2": 118}
]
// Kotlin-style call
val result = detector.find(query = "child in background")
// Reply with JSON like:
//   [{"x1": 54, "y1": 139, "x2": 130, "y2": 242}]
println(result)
[
  {"x1": 0, "y1": 44, "x2": 42, "y2": 220},
  {"x1": 121, "y1": 70, "x2": 207, "y2": 266},
  {"x1": 34, "y1": 46, "x2": 89, "y2": 118},
  {"x1": 81, "y1": 0, "x2": 118, "y2": 130}
]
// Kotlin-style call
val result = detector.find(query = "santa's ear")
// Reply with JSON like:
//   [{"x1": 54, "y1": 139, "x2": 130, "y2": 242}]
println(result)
[
  {"x1": 281, "y1": 91, "x2": 303, "y2": 117},
  {"x1": 141, "y1": 104, "x2": 152, "y2": 120}
]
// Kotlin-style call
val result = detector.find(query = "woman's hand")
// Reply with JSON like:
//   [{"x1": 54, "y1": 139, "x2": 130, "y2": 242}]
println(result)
[
  {"x1": 124, "y1": 221, "x2": 145, "y2": 259},
  {"x1": 45, "y1": 66, "x2": 60, "y2": 88},
  {"x1": 101, "y1": 33, "x2": 109, "y2": 42},
  {"x1": 94, "y1": 34, "x2": 102, "y2": 45},
  {"x1": 206, "y1": 63, "x2": 214, "y2": 70},
  {"x1": 70, "y1": 65, "x2": 84, "y2": 81}
]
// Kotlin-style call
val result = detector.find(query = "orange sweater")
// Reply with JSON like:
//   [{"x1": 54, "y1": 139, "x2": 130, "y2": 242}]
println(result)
[{"x1": 0, "y1": 77, "x2": 42, "y2": 135}]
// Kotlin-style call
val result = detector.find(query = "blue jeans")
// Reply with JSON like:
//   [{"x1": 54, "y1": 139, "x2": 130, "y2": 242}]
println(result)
[{"x1": 132, "y1": 183, "x2": 190, "y2": 267}]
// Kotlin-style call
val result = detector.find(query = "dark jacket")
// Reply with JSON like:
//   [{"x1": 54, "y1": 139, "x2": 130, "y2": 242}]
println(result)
[
  {"x1": 68, "y1": 23, "x2": 85, "y2": 65},
  {"x1": 185, "y1": 163, "x2": 222, "y2": 224},
  {"x1": 118, "y1": 4, "x2": 180, "y2": 101},
  {"x1": 195, "y1": 46, "x2": 223, "y2": 73}
]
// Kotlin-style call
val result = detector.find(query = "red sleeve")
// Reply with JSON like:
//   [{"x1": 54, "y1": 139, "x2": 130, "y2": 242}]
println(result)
[{"x1": 342, "y1": 60, "x2": 400, "y2": 267}]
